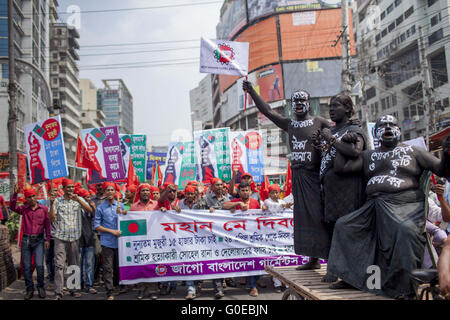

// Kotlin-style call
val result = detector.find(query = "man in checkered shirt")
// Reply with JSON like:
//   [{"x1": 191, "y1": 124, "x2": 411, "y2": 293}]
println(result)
[{"x1": 49, "y1": 178, "x2": 94, "y2": 300}]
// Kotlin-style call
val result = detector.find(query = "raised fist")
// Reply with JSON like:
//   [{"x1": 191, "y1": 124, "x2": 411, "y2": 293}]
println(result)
[
  {"x1": 342, "y1": 132, "x2": 358, "y2": 144},
  {"x1": 242, "y1": 80, "x2": 253, "y2": 93}
]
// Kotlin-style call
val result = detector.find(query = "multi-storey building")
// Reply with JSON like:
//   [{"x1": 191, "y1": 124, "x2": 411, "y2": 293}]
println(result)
[
  {"x1": 189, "y1": 74, "x2": 214, "y2": 131},
  {"x1": 50, "y1": 22, "x2": 81, "y2": 165},
  {"x1": 212, "y1": 0, "x2": 355, "y2": 173},
  {"x1": 97, "y1": 79, "x2": 133, "y2": 134},
  {"x1": 0, "y1": 0, "x2": 57, "y2": 153},
  {"x1": 355, "y1": 0, "x2": 450, "y2": 141},
  {"x1": 79, "y1": 78, "x2": 105, "y2": 129}
]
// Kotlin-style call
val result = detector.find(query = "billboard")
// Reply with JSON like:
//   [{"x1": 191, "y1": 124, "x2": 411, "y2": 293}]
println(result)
[
  {"x1": 279, "y1": 8, "x2": 354, "y2": 61},
  {"x1": 243, "y1": 64, "x2": 284, "y2": 108},
  {"x1": 247, "y1": 0, "x2": 341, "y2": 22},
  {"x1": 283, "y1": 59, "x2": 341, "y2": 98}
]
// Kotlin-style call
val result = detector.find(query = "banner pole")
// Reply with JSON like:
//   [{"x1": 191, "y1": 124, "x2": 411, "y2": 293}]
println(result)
[{"x1": 244, "y1": 75, "x2": 248, "y2": 111}]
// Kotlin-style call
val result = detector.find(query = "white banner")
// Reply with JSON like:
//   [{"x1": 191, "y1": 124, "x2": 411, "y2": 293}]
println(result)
[
  {"x1": 118, "y1": 209, "x2": 317, "y2": 284},
  {"x1": 199, "y1": 37, "x2": 249, "y2": 76}
]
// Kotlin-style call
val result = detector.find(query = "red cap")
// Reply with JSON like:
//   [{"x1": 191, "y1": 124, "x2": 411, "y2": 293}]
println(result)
[
  {"x1": 103, "y1": 182, "x2": 119, "y2": 192},
  {"x1": 77, "y1": 188, "x2": 90, "y2": 198},
  {"x1": 126, "y1": 184, "x2": 137, "y2": 193},
  {"x1": 24, "y1": 188, "x2": 36, "y2": 197},
  {"x1": 62, "y1": 179, "x2": 74, "y2": 187},
  {"x1": 184, "y1": 185, "x2": 196, "y2": 194},
  {"x1": 268, "y1": 184, "x2": 281, "y2": 192},
  {"x1": 210, "y1": 178, "x2": 222, "y2": 185}
]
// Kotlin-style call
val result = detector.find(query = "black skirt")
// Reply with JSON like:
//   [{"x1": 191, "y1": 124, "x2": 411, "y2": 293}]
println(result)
[
  {"x1": 292, "y1": 166, "x2": 331, "y2": 259},
  {"x1": 327, "y1": 189, "x2": 426, "y2": 298}
]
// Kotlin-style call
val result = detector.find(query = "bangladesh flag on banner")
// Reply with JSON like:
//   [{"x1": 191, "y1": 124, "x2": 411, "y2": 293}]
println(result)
[
  {"x1": 90, "y1": 128, "x2": 106, "y2": 143},
  {"x1": 122, "y1": 135, "x2": 132, "y2": 147},
  {"x1": 33, "y1": 125, "x2": 45, "y2": 137},
  {"x1": 120, "y1": 219, "x2": 147, "y2": 237}
]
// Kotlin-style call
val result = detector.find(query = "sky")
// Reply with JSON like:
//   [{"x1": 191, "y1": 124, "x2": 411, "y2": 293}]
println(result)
[{"x1": 57, "y1": 0, "x2": 223, "y2": 147}]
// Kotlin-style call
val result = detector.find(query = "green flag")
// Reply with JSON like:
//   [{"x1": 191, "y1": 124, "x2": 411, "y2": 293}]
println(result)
[
  {"x1": 33, "y1": 125, "x2": 45, "y2": 137},
  {"x1": 90, "y1": 128, "x2": 106, "y2": 143},
  {"x1": 120, "y1": 219, "x2": 147, "y2": 237}
]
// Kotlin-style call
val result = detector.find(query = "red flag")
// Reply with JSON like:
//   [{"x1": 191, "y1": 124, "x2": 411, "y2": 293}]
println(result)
[
  {"x1": 151, "y1": 160, "x2": 163, "y2": 187},
  {"x1": 76, "y1": 136, "x2": 101, "y2": 172},
  {"x1": 156, "y1": 160, "x2": 163, "y2": 187},
  {"x1": 260, "y1": 175, "x2": 270, "y2": 202},
  {"x1": 127, "y1": 157, "x2": 140, "y2": 186},
  {"x1": 284, "y1": 160, "x2": 292, "y2": 197}
]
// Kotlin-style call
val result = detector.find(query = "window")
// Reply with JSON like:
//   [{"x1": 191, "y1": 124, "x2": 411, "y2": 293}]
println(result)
[
  {"x1": 0, "y1": 19, "x2": 7, "y2": 38},
  {"x1": 382, "y1": 28, "x2": 388, "y2": 37},
  {"x1": 428, "y1": 0, "x2": 438, "y2": 6},
  {"x1": 410, "y1": 25, "x2": 416, "y2": 35},
  {"x1": 381, "y1": 98, "x2": 386, "y2": 110},
  {"x1": 381, "y1": 11, "x2": 386, "y2": 20},
  {"x1": 443, "y1": 98, "x2": 449, "y2": 108},
  {"x1": 385, "y1": 97, "x2": 391, "y2": 109},
  {"x1": 395, "y1": 0, "x2": 402, "y2": 7},
  {"x1": 403, "y1": 106, "x2": 410, "y2": 118},
  {"x1": 396, "y1": 14, "x2": 404, "y2": 26},
  {"x1": 417, "y1": 105, "x2": 424, "y2": 116},
  {"x1": 387, "y1": 4, "x2": 394, "y2": 14},
  {"x1": 1, "y1": 63, "x2": 8, "y2": 79},
  {"x1": 366, "y1": 87, "x2": 376, "y2": 100},
  {"x1": 430, "y1": 51, "x2": 448, "y2": 86},
  {"x1": 392, "y1": 94, "x2": 397, "y2": 106},
  {"x1": 404, "y1": 6, "x2": 414, "y2": 19},
  {"x1": 428, "y1": 28, "x2": 443, "y2": 46},
  {"x1": 376, "y1": 33, "x2": 381, "y2": 42},
  {"x1": 388, "y1": 22, "x2": 395, "y2": 32},
  {"x1": 431, "y1": 13, "x2": 441, "y2": 27},
  {"x1": 377, "y1": 50, "x2": 383, "y2": 59},
  {"x1": 400, "y1": 33, "x2": 406, "y2": 42}
]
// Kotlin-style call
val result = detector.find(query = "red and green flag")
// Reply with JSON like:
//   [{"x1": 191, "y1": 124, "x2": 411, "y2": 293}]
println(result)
[
  {"x1": 120, "y1": 219, "x2": 147, "y2": 237},
  {"x1": 90, "y1": 128, "x2": 106, "y2": 143}
]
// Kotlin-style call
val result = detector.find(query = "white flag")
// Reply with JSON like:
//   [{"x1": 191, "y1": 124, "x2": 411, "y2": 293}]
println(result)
[{"x1": 199, "y1": 37, "x2": 249, "y2": 76}]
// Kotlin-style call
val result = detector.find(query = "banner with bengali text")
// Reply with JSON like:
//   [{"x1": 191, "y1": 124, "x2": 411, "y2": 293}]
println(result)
[
  {"x1": 24, "y1": 115, "x2": 68, "y2": 185},
  {"x1": 118, "y1": 209, "x2": 316, "y2": 284},
  {"x1": 81, "y1": 126, "x2": 125, "y2": 184}
]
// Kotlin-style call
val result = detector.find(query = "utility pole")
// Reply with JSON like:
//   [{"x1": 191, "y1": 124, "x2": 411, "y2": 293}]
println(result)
[
  {"x1": 7, "y1": 0, "x2": 17, "y2": 198},
  {"x1": 418, "y1": 26, "x2": 434, "y2": 149},
  {"x1": 341, "y1": 0, "x2": 352, "y2": 94}
]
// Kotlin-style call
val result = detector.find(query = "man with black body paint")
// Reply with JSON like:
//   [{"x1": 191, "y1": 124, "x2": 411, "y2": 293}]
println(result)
[
  {"x1": 328, "y1": 115, "x2": 450, "y2": 298},
  {"x1": 242, "y1": 80, "x2": 331, "y2": 269}
]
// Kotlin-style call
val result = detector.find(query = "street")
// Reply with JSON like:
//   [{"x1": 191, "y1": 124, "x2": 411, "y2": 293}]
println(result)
[{"x1": 0, "y1": 244, "x2": 284, "y2": 301}]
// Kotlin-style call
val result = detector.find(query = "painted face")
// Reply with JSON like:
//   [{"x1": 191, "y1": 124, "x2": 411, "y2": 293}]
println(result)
[
  {"x1": 291, "y1": 90, "x2": 310, "y2": 115},
  {"x1": 375, "y1": 115, "x2": 401, "y2": 146},
  {"x1": 329, "y1": 99, "x2": 348, "y2": 123}
]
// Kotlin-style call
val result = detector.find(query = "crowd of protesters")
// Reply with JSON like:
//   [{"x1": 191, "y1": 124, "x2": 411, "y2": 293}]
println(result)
[{"x1": 2, "y1": 168, "x2": 296, "y2": 300}]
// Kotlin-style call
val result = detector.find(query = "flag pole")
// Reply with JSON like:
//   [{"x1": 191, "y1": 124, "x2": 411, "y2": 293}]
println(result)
[{"x1": 244, "y1": 75, "x2": 248, "y2": 111}]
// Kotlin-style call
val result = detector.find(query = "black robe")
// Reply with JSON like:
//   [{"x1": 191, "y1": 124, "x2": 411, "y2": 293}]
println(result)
[
  {"x1": 288, "y1": 118, "x2": 330, "y2": 259},
  {"x1": 327, "y1": 189, "x2": 426, "y2": 298},
  {"x1": 320, "y1": 123, "x2": 367, "y2": 223}
]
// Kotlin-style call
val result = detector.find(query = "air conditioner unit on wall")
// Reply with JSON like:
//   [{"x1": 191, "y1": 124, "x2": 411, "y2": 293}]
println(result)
[{"x1": 412, "y1": 115, "x2": 420, "y2": 121}]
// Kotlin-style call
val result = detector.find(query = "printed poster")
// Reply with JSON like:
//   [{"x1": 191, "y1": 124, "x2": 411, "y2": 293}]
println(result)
[
  {"x1": 194, "y1": 128, "x2": 232, "y2": 183},
  {"x1": 146, "y1": 152, "x2": 167, "y2": 181},
  {"x1": 163, "y1": 142, "x2": 198, "y2": 189},
  {"x1": 118, "y1": 209, "x2": 323, "y2": 284},
  {"x1": 81, "y1": 126, "x2": 125, "y2": 184},
  {"x1": 229, "y1": 130, "x2": 265, "y2": 183},
  {"x1": 24, "y1": 116, "x2": 68, "y2": 185}
]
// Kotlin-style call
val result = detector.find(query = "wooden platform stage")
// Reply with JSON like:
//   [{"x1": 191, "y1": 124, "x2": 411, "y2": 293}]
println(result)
[{"x1": 265, "y1": 265, "x2": 392, "y2": 300}]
